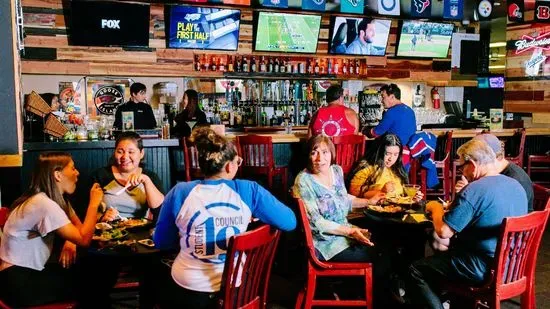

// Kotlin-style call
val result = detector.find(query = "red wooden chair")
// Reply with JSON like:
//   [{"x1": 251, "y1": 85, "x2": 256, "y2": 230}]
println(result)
[
  {"x1": 527, "y1": 154, "x2": 550, "y2": 186},
  {"x1": 419, "y1": 131, "x2": 453, "y2": 201},
  {"x1": 504, "y1": 128, "x2": 526, "y2": 168},
  {"x1": 533, "y1": 183, "x2": 550, "y2": 211},
  {"x1": 0, "y1": 208, "x2": 77, "y2": 309},
  {"x1": 182, "y1": 137, "x2": 203, "y2": 181},
  {"x1": 331, "y1": 135, "x2": 365, "y2": 178},
  {"x1": 445, "y1": 209, "x2": 550, "y2": 309},
  {"x1": 236, "y1": 135, "x2": 287, "y2": 193},
  {"x1": 218, "y1": 225, "x2": 281, "y2": 309},
  {"x1": 294, "y1": 198, "x2": 373, "y2": 308}
]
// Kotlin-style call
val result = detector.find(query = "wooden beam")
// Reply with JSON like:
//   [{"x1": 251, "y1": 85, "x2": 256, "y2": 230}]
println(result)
[
  {"x1": 504, "y1": 102, "x2": 550, "y2": 113},
  {"x1": 21, "y1": 60, "x2": 90, "y2": 74},
  {"x1": 0, "y1": 155, "x2": 22, "y2": 167}
]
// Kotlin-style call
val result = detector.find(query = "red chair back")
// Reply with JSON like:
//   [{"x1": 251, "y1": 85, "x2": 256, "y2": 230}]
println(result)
[
  {"x1": 218, "y1": 225, "x2": 281, "y2": 309},
  {"x1": 331, "y1": 135, "x2": 365, "y2": 177},
  {"x1": 0, "y1": 207, "x2": 9, "y2": 229},
  {"x1": 182, "y1": 138, "x2": 203, "y2": 181},
  {"x1": 505, "y1": 128, "x2": 526, "y2": 168},
  {"x1": 527, "y1": 155, "x2": 550, "y2": 186},
  {"x1": 236, "y1": 135, "x2": 274, "y2": 174},
  {"x1": 533, "y1": 183, "x2": 550, "y2": 211},
  {"x1": 494, "y1": 210, "x2": 549, "y2": 303}
]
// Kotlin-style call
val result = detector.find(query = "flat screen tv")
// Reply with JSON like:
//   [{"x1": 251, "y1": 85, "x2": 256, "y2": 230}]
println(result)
[
  {"x1": 396, "y1": 20, "x2": 454, "y2": 58},
  {"x1": 254, "y1": 12, "x2": 321, "y2": 54},
  {"x1": 167, "y1": 6, "x2": 241, "y2": 51},
  {"x1": 70, "y1": 1, "x2": 150, "y2": 47},
  {"x1": 329, "y1": 17, "x2": 390, "y2": 56}
]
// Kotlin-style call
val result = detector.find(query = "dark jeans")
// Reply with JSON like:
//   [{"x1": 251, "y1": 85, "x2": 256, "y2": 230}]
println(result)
[
  {"x1": 407, "y1": 252, "x2": 487, "y2": 309},
  {"x1": 153, "y1": 258, "x2": 219, "y2": 309},
  {"x1": 0, "y1": 264, "x2": 76, "y2": 307}
]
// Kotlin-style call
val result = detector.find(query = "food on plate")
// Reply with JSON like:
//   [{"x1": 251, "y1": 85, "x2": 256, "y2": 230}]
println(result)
[
  {"x1": 138, "y1": 239, "x2": 155, "y2": 248},
  {"x1": 93, "y1": 228, "x2": 128, "y2": 241},
  {"x1": 368, "y1": 205, "x2": 404, "y2": 213},
  {"x1": 386, "y1": 195, "x2": 414, "y2": 205},
  {"x1": 95, "y1": 222, "x2": 113, "y2": 230},
  {"x1": 118, "y1": 218, "x2": 149, "y2": 228}
]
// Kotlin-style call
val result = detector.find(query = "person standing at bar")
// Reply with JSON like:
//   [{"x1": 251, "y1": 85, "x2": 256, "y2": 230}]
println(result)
[
  {"x1": 113, "y1": 82, "x2": 157, "y2": 130},
  {"x1": 173, "y1": 89, "x2": 208, "y2": 138},
  {"x1": 365, "y1": 83, "x2": 416, "y2": 146},
  {"x1": 309, "y1": 85, "x2": 359, "y2": 137}
]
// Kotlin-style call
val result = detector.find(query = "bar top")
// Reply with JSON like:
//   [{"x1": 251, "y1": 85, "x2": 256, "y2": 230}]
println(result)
[{"x1": 24, "y1": 138, "x2": 180, "y2": 151}]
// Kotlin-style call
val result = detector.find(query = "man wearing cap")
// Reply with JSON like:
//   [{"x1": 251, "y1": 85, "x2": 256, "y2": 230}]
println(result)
[
  {"x1": 455, "y1": 133, "x2": 534, "y2": 212},
  {"x1": 407, "y1": 139, "x2": 527, "y2": 309}
]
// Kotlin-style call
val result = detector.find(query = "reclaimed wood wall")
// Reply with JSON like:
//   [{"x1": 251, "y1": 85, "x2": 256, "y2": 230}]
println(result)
[
  {"x1": 21, "y1": 0, "x2": 475, "y2": 85},
  {"x1": 505, "y1": 23, "x2": 550, "y2": 113}
]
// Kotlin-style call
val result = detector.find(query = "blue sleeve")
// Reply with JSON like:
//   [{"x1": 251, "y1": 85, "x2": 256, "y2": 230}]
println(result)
[
  {"x1": 154, "y1": 182, "x2": 198, "y2": 249},
  {"x1": 237, "y1": 180, "x2": 296, "y2": 231},
  {"x1": 373, "y1": 109, "x2": 395, "y2": 137},
  {"x1": 443, "y1": 193, "x2": 475, "y2": 233}
]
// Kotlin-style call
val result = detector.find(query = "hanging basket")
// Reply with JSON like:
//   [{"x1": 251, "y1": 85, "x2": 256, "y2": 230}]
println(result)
[
  {"x1": 25, "y1": 91, "x2": 52, "y2": 118},
  {"x1": 44, "y1": 114, "x2": 68, "y2": 138}
]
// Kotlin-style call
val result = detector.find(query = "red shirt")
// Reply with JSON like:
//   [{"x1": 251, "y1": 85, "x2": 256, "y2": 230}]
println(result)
[{"x1": 311, "y1": 105, "x2": 356, "y2": 137}]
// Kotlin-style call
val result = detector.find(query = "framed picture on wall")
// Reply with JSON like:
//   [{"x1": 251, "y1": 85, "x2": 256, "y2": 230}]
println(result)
[{"x1": 85, "y1": 77, "x2": 132, "y2": 116}]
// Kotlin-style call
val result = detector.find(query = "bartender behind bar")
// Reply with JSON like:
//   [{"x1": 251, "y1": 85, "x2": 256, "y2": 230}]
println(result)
[{"x1": 113, "y1": 82, "x2": 157, "y2": 130}]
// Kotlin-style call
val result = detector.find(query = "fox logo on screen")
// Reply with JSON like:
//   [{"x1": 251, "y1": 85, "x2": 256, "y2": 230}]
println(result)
[{"x1": 101, "y1": 19, "x2": 121, "y2": 29}]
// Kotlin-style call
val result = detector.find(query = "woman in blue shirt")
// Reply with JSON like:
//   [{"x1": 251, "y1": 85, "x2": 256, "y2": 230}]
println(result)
[{"x1": 153, "y1": 127, "x2": 296, "y2": 309}]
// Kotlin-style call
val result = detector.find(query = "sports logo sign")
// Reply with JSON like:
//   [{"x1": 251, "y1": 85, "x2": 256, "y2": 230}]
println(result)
[
  {"x1": 93, "y1": 85, "x2": 124, "y2": 115},
  {"x1": 302, "y1": 0, "x2": 326, "y2": 11},
  {"x1": 443, "y1": 0, "x2": 464, "y2": 20},
  {"x1": 535, "y1": 0, "x2": 550, "y2": 22},
  {"x1": 341, "y1": 0, "x2": 364, "y2": 14},
  {"x1": 477, "y1": 0, "x2": 493, "y2": 20},
  {"x1": 507, "y1": 0, "x2": 524, "y2": 22},
  {"x1": 378, "y1": 0, "x2": 400, "y2": 15},
  {"x1": 411, "y1": 0, "x2": 432, "y2": 17},
  {"x1": 514, "y1": 32, "x2": 550, "y2": 54}
]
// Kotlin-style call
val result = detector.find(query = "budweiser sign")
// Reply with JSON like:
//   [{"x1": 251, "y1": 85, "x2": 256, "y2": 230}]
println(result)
[{"x1": 515, "y1": 32, "x2": 550, "y2": 54}]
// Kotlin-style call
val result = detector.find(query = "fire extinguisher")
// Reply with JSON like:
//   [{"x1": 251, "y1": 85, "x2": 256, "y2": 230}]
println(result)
[{"x1": 431, "y1": 87, "x2": 440, "y2": 109}]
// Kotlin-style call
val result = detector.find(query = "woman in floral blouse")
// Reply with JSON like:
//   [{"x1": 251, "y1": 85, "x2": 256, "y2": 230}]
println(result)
[{"x1": 293, "y1": 135, "x2": 384, "y2": 262}]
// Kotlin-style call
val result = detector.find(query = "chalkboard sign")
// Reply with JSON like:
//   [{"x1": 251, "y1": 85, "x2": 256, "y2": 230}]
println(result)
[{"x1": 358, "y1": 91, "x2": 383, "y2": 128}]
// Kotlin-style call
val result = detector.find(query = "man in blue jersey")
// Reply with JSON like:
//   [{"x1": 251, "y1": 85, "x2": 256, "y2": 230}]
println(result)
[
  {"x1": 407, "y1": 139, "x2": 528, "y2": 309},
  {"x1": 153, "y1": 127, "x2": 296, "y2": 309},
  {"x1": 365, "y1": 83, "x2": 416, "y2": 146}
]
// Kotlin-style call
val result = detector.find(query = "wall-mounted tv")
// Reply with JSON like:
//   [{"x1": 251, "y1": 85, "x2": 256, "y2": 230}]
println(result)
[
  {"x1": 70, "y1": 1, "x2": 150, "y2": 47},
  {"x1": 167, "y1": 6, "x2": 241, "y2": 51},
  {"x1": 254, "y1": 12, "x2": 321, "y2": 54},
  {"x1": 329, "y1": 17, "x2": 390, "y2": 56},
  {"x1": 396, "y1": 20, "x2": 454, "y2": 58}
]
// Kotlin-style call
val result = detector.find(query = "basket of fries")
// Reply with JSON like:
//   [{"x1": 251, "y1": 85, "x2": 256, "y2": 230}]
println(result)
[
  {"x1": 25, "y1": 91, "x2": 52, "y2": 118},
  {"x1": 44, "y1": 114, "x2": 68, "y2": 138}
]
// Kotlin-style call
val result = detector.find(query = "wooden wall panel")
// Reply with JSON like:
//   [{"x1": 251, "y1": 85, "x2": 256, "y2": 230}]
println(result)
[
  {"x1": 21, "y1": 0, "x2": 465, "y2": 82},
  {"x1": 505, "y1": 23, "x2": 550, "y2": 113}
]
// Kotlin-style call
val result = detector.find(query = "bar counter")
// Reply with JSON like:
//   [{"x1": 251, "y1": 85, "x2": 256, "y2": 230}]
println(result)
[{"x1": 20, "y1": 128, "x2": 550, "y2": 195}]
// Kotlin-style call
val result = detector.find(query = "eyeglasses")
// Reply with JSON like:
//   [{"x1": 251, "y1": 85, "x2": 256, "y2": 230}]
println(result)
[{"x1": 236, "y1": 156, "x2": 243, "y2": 167}]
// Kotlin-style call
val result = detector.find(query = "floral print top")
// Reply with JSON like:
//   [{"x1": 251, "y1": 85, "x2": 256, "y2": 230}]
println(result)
[{"x1": 293, "y1": 165, "x2": 354, "y2": 260}]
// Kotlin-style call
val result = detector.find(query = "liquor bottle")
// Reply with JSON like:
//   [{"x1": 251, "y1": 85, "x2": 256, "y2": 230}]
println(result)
[
  {"x1": 268, "y1": 57, "x2": 273, "y2": 73},
  {"x1": 334, "y1": 59, "x2": 339, "y2": 74},
  {"x1": 251, "y1": 56, "x2": 257, "y2": 73},
  {"x1": 280, "y1": 58, "x2": 286, "y2": 73},
  {"x1": 203, "y1": 54, "x2": 210, "y2": 71},
  {"x1": 227, "y1": 56, "x2": 234, "y2": 72},
  {"x1": 260, "y1": 56, "x2": 266, "y2": 73},
  {"x1": 349, "y1": 60, "x2": 354, "y2": 75},
  {"x1": 327, "y1": 58, "x2": 333, "y2": 74},
  {"x1": 211, "y1": 56, "x2": 217, "y2": 72},
  {"x1": 242, "y1": 56, "x2": 249, "y2": 72},
  {"x1": 219, "y1": 57, "x2": 226, "y2": 72},
  {"x1": 274, "y1": 57, "x2": 280, "y2": 73},
  {"x1": 342, "y1": 59, "x2": 348, "y2": 75},
  {"x1": 314, "y1": 59, "x2": 320, "y2": 75},
  {"x1": 235, "y1": 56, "x2": 241, "y2": 72},
  {"x1": 356, "y1": 59, "x2": 361, "y2": 75},
  {"x1": 195, "y1": 54, "x2": 201, "y2": 72},
  {"x1": 320, "y1": 59, "x2": 326, "y2": 74},
  {"x1": 307, "y1": 58, "x2": 313, "y2": 75},
  {"x1": 261, "y1": 107, "x2": 268, "y2": 126},
  {"x1": 299, "y1": 61, "x2": 305, "y2": 74},
  {"x1": 286, "y1": 58, "x2": 292, "y2": 73}
]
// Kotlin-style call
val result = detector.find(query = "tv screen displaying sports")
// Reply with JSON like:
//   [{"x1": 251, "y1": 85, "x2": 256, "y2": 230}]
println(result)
[
  {"x1": 167, "y1": 6, "x2": 241, "y2": 51},
  {"x1": 254, "y1": 12, "x2": 321, "y2": 53},
  {"x1": 70, "y1": 0, "x2": 150, "y2": 47},
  {"x1": 396, "y1": 20, "x2": 454, "y2": 58},
  {"x1": 329, "y1": 17, "x2": 390, "y2": 56}
]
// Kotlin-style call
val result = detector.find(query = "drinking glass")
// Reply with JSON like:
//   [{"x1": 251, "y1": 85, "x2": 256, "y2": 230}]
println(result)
[{"x1": 403, "y1": 184, "x2": 420, "y2": 198}]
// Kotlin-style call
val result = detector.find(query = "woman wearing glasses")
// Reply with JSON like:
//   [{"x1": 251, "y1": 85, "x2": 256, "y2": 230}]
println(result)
[{"x1": 153, "y1": 127, "x2": 296, "y2": 309}]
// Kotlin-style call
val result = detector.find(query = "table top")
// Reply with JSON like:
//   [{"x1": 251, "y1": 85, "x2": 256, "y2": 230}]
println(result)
[
  {"x1": 361, "y1": 202, "x2": 433, "y2": 227},
  {"x1": 89, "y1": 226, "x2": 159, "y2": 257}
]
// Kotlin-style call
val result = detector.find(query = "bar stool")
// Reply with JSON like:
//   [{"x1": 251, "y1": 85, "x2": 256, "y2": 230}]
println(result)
[
  {"x1": 181, "y1": 138, "x2": 203, "y2": 181},
  {"x1": 236, "y1": 135, "x2": 288, "y2": 194},
  {"x1": 331, "y1": 135, "x2": 365, "y2": 178}
]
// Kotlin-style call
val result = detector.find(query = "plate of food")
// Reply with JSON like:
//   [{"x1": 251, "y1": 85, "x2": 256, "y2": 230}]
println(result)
[
  {"x1": 384, "y1": 195, "x2": 415, "y2": 205},
  {"x1": 116, "y1": 218, "x2": 151, "y2": 230},
  {"x1": 93, "y1": 228, "x2": 129, "y2": 242},
  {"x1": 365, "y1": 205, "x2": 406, "y2": 217}
]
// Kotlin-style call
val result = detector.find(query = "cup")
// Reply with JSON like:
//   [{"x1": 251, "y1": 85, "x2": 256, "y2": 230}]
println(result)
[{"x1": 403, "y1": 184, "x2": 420, "y2": 198}]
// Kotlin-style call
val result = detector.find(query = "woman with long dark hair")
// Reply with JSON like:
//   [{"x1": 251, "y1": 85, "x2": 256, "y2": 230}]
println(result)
[
  {"x1": 173, "y1": 89, "x2": 208, "y2": 137},
  {"x1": 348, "y1": 133, "x2": 411, "y2": 199},
  {"x1": 0, "y1": 152, "x2": 103, "y2": 307}
]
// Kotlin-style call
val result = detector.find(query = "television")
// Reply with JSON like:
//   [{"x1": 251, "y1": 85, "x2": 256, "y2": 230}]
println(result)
[
  {"x1": 329, "y1": 17, "x2": 390, "y2": 56},
  {"x1": 477, "y1": 76, "x2": 505, "y2": 88},
  {"x1": 167, "y1": 6, "x2": 241, "y2": 51},
  {"x1": 254, "y1": 12, "x2": 321, "y2": 54},
  {"x1": 70, "y1": 1, "x2": 150, "y2": 47},
  {"x1": 396, "y1": 20, "x2": 454, "y2": 58}
]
